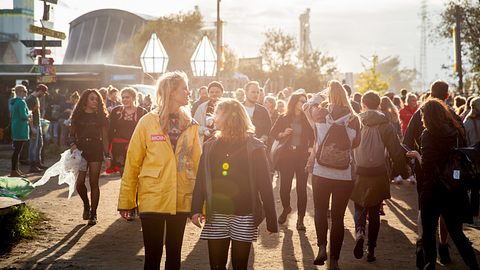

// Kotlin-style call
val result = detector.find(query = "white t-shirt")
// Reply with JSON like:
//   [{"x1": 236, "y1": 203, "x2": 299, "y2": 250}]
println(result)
[
  {"x1": 313, "y1": 114, "x2": 357, "y2": 181},
  {"x1": 245, "y1": 105, "x2": 255, "y2": 118}
]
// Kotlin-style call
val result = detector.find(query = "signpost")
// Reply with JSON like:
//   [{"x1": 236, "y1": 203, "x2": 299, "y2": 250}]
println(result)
[
  {"x1": 27, "y1": 0, "x2": 61, "y2": 84},
  {"x1": 21, "y1": 40, "x2": 61, "y2": 47},
  {"x1": 28, "y1": 25, "x2": 66, "y2": 40}
]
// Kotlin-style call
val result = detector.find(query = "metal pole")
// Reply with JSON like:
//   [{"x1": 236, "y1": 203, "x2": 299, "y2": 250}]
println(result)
[
  {"x1": 455, "y1": 5, "x2": 463, "y2": 94},
  {"x1": 41, "y1": 0, "x2": 48, "y2": 59},
  {"x1": 216, "y1": 0, "x2": 221, "y2": 81}
]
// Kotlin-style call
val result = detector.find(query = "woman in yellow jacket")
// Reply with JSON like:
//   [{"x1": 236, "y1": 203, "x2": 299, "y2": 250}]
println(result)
[{"x1": 118, "y1": 71, "x2": 201, "y2": 270}]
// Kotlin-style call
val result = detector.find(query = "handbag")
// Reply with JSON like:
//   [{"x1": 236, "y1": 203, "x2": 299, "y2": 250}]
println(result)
[{"x1": 270, "y1": 135, "x2": 290, "y2": 169}]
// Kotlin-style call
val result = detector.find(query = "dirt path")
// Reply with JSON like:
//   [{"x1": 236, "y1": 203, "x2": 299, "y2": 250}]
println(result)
[{"x1": 1, "y1": 161, "x2": 479, "y2": 269}]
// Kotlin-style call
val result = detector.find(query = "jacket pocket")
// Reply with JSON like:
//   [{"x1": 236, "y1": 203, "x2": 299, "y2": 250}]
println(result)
[{"x1": 139, "y1": 168, "x2": 162, "y2": 179}]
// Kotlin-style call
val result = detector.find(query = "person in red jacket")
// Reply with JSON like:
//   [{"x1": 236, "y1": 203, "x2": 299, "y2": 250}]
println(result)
[{"x1": 399, "y1": 93, "x2": 418, "y2": 135}]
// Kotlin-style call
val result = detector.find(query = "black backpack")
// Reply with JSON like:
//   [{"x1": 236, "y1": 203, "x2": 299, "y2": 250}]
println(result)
[{"x1": 438, "y1": 142, "x2": 480, "y2": 192}]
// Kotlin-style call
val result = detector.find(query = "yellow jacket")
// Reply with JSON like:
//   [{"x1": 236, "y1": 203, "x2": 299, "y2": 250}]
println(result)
[{"x1": 117, "y1": 112, "x2": 201, "y2": 214}]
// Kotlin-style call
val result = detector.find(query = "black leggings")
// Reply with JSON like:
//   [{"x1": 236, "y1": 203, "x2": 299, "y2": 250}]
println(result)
[
  {"x1": 140, "y1": 213, "x2": 188, "y2": 270},
  {"x1": 278, "y1": 149, "x2": 309, "y2": 216},
  {"x1": 421, "y1": 190, "x2": 479, "y2": 269},
  {"x1": 76, "y1": 162, "x2": 101, "y2": 214},
  {"x1": 312, "y1": 176, "x2": 353, "y2": 260},
  {"x1": 208, "y1": 238, "x2": 252, "y2": 270},
  {"x1": 11, "y1": 141, "x2": 26, "y2": 171}
]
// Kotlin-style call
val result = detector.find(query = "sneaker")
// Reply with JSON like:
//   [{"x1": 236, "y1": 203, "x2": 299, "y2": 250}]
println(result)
[
  {"x1": 438, "y1": 243, "x2": 451, "y2": 265},
  {"x1": 10, "y1": 170, "x2": 22, "y2": 177},
  {"x1": 354, "y1": 230, "x2": 365, "y2": 259},
  {"x1": 88, "y1": 212, "x2": 97, "y2": 226},
  {"x1": 366, "y1": 248, "x2": 376, "y2": 262},
  {"x1": 407, "y1": 175, "x2": 417, "y2": 184},
  {"x1": 37, "y1": 164, "x2": 49, "y2": 170},
  {"x1": 29, "y1": 166, "x2": 43, "y2": 173},
  {"x1": 278, "y1": 206, "x2": 292, "y2": 225},
  {"x1": 391, "y1": 175, "x2": 403, "y2": 184}
]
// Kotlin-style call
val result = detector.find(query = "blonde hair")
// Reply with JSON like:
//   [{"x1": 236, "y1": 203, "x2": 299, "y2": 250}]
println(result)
[
  {"x1": 380, "y1": 96, "x2": 400, "y2": 123},
  {"x1": 466, "y1": 97, "x2": 480, "y2": 120},
  {"x1": 327, "y1": 80, "x2": 355, "y2": 114},
  {"x1": 120, "y1": 87, "x2": 138, "y2": 106},
  {"x1": 155, "y1": 71, "x2": 192, "y2": 132},
  {"x1": 214, "y1": 99, "x2": 255, "y2": 142}
]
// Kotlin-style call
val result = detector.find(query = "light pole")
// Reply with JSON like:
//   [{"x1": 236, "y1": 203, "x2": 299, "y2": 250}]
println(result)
[{"x1": 216, "y1": 0, "x2": 222, "y2": 80}]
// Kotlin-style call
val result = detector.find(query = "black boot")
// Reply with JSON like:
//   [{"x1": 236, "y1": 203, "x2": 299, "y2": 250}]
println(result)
[
  {"x1": 366, "y1": 247, "x2": 376, "y2": 262},
  {"x1": 313, "y1": 244, "x2": 327, "y2": 265},
  {"x1": 416, "y1": 239, "x2": 425, "y2": 269},
  {"x1": 438, "y1": 243, "x2": 451, "y2": 265}
]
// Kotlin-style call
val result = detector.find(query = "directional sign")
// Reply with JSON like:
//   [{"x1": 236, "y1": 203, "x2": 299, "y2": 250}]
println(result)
[
  {"x1": 38, "y1": 57, "x2": 54, "y2": 65},
  {"x1": 21, "y1": 40, "x2": 62, "y2": 47},
  {"x1": 33, "y1": 49, "x2": 51, "y2": 56},
  {"x1": 29, "y1": 25, "x2": 66, "y2": 40},
  {"x1": 37, "y1": 75, "x2": 56, "y2": 84}
]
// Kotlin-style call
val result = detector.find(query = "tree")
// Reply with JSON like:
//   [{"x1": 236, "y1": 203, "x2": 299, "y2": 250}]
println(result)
[
  {"x1": 114, "y1": 9, "x2": 203, "y2": 75},
  {"x1": 356, "y1": 55, "x2": 390, "y2": 94},
  {"x1": 436, "y1": 1, "x2": 480, "y2": 77},
  {"x1": 295, "y1": 49, "x2": 337, "y2": 92},
  {"x1": 259, "y1": 29, "x2": 297, "y2": 73},
  {"x1": 377, "y1": 56, "x2": 417, "y2": 91}
]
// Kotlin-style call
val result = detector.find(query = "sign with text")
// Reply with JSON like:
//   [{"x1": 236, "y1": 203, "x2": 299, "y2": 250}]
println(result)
[
  {"x1": 29, "y1": 25, "x2": 66, "y2": 40},
  {"x1": 21, "y1": 40, "x2": 62, "y2": 47}
]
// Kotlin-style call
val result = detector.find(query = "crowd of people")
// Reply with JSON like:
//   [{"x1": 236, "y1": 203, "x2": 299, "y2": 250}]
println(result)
[{"x1": 5, "y1": 73, "x2": 480, "y2": 270}]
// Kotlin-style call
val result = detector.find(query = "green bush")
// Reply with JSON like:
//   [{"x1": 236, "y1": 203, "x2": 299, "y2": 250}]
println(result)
[{"x1": 0, "y1": 204, "x2": 44, "y2": 253}]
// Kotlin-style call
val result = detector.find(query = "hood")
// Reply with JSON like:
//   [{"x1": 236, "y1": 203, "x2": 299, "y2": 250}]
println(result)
[
  {"x1": 358, "y1": 110, "x2": 390, "y2": 127},
  {"x1": 9, "y1": 97, "x2": 22, "y2": 106}
]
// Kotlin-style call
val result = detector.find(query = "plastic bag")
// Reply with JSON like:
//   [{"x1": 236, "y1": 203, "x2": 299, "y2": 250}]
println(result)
[
  {"x1": 0, "y1": 177, "x2": 34, "y2": 198},
  {"x1": 33, "y1": 149, "x2": 83, "y2": 198}
]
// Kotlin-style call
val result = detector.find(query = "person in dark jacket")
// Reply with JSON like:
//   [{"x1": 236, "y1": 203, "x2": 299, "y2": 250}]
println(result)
[
  {"x1": 9, "y1": 85, "x2": 30, "y2": 177},
  {"x1": 270, "y1": 92, "x2": 314, "y2": 230},
  {"x1": 463, "y1": 97, "x2": 480, "y2": 227},
  {"x1": 351, "y1": 91, "x2": 408, "y2": 263},
  {"x1": 243, "y1": 81, "x2": 271, "y2": 144},
  {"x1": 407, "y1": 99, "x2": 479, "y2": 270},
  {"x1": 108, "y1": 87, "x2": 147, "y2": 175},
  {"x1": 191, "y1": 99, "x2": 278, "y2": 270},
  {"x1": 403, "y1": 80, "x2": 463, "y2": 267}
]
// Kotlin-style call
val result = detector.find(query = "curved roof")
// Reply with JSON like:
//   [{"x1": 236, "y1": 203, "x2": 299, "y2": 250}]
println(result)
[{"x1": 64, "y1": 9, "x2": 157, "y2": 64}]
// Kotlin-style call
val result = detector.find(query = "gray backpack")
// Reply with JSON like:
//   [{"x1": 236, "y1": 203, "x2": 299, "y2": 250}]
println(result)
[{"x1": 354, "y1": 124, "x2": 387, "y2": 176}]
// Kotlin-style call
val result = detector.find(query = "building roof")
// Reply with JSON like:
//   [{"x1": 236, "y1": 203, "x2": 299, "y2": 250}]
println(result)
[{"x1": 64, "y1": 9, "x2": 158, "y2": 65}]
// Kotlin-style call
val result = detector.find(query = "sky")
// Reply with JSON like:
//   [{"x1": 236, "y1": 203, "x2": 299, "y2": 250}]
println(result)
[{"x1": 3, "y1": 0, "x2": 454, "y2": 87}]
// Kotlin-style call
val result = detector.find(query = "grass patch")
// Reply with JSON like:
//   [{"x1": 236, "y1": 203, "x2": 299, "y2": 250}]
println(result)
[{"x1": 0, "y1": 204, "x2": 45, "y2": 254}]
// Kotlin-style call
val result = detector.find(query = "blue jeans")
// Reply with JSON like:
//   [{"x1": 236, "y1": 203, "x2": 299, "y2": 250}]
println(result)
[
  {"x1": 354, "y1": 203, "x2": 381, "y2": 249},
  {"x1": 28, "y1": 125, "x2": 43, "y2": 165}
]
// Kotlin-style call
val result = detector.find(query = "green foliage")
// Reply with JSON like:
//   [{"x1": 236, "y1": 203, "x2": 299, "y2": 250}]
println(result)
[
  {"x1": 436, "y1": 1, "x2": 480, "y2": 75},
  {"x1": 0, "y1": 204, "x2": 44, "y2": 253},
  {"x1": 260, "y1": 29, "x2": 297, "y2": 73},
  {"x1": 295, "y1": 50, "x2": 337, "y2": 92},
  {"x1": 114, "y1": 8, "x2": 204, "y2": 74},
  {"x1": 356, "y1": 55, "x2": 390, "y2": 94}
]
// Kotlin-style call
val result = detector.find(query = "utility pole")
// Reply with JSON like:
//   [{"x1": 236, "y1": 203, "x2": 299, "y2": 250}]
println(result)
[
  {"x1": 454, "y1": 5, "x2": 463, "y2": 94},
  {"x1": 41, "y1": 0, "x2": 49, "y2": 58},
  {"x1": 419, "y1": 0, "x2": 427, "y2": 91},
  {"x1": 216, "y1": 0, "x2": 221, "y2": 81}
]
